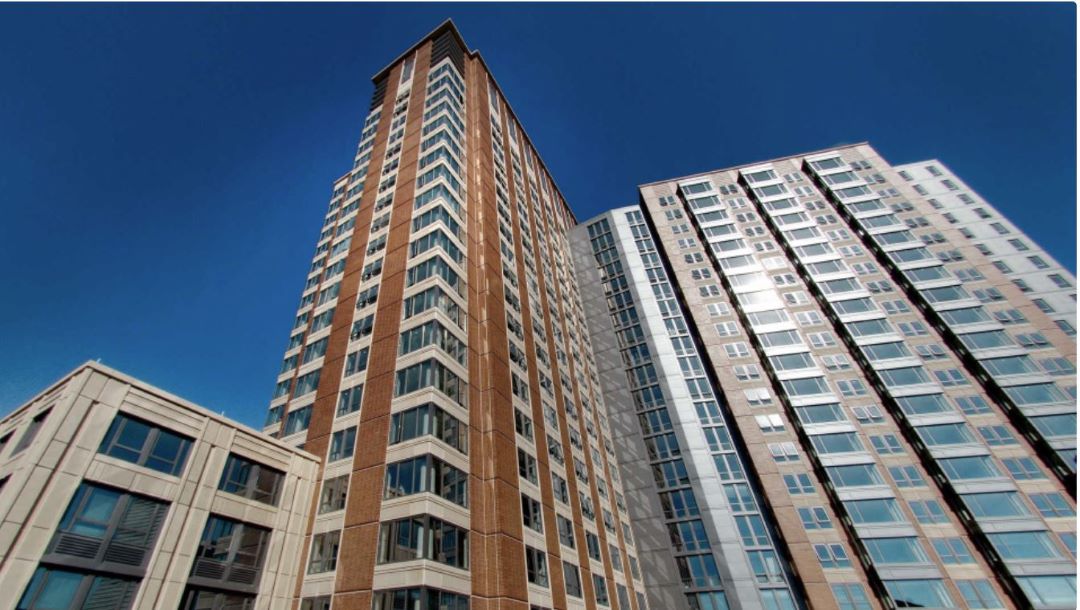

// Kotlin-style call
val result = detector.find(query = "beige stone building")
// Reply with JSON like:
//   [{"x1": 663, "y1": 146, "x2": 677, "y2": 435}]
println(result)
[{"x1": 0, "y1": 362, "x2": 319, "y2": 609}]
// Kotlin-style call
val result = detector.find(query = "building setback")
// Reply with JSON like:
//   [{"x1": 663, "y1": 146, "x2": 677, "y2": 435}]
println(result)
[
  {"x1": 571, "y1": 143, "x2": 1077, "y2": 610},
  {"x1": 0, "y1": 362, "x2": 319, "y2": 609},
  {"x1": 262, "y1": 20, "x2": 647, "y2": 610},
  {"x1": 893, "y1": 161, "x2": 1076, "y2": 337}
]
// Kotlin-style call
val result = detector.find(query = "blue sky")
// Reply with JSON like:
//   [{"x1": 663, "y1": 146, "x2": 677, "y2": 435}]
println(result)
[{"x1": 0, "y1": 4, "x2": 1074, "y2": 427}]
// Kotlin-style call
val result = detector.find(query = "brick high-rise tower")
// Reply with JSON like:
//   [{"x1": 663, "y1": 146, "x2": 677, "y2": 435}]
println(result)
[{"x1": 263, "y1": 21, "x2": 647, "y2": 610}]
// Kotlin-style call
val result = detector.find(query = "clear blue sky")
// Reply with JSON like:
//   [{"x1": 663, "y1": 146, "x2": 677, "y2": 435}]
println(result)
[{"x1": 0, "y1": 4, "x2": 1074, "y2": 427}]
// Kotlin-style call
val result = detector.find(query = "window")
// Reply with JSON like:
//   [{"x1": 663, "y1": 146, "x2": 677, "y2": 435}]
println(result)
[
  {"x1": 917, "y1": 423, "x2": 974, "y2": 446},
  {"x1": 845, "y1": 498, "x2": 904, "y2": 524},
  {"x1": 733, "y1": 364, "x2": 762, "y2": 381},
  {"x1": 384, "y1": 455, "x2": 468, "y2": 507},
  {"x1": 961, "y1": 491, "x2": 1030, "y2": 519},
  {"x1": 563, "y1": 562, "x2": 582, "y2": 598},
  {"x1": 783, "y1": 473, "x2": 814, "y2": 495},
  {"x1": 586, "y1": 531, "x2": 602, "y2": 560},
  {"x1": 745, "y1": 550, "x2": 783, "y2": 584},
  {"x1": 556, "y1": 514, "x2": 575, "y2": 548},
  {"x1": 1041, "y1": 357, "x2": 1077, "y2": 376},
  {"x1": 869, "y1": 434, "x2": 903, "y2": 455},
  {"x1": 1005, "y1": 383, "x2": 1069, "y2": 406},
  {"x1": 932, "y1": 538, "x2": 974, "y2": 564},
  {"x1": 668, "y1": 519, "x2": 711, "y2": 552},
  {"x1": 593, "y1": 574, "x2": 610, "y2": 606},
  {"x1": 47, "y1": 482, "x2": 169, "y2": 570},
  {"x1": 218, "y1": 454, "x2": 284, "y2": 505},
  {"x1": 283, "y1": 405, "x2": 312, "y2": 435},
  {"x1": 889, "y1": 465, "x2": 926, "y2": 488},
  {"x1": 1058, "y1": 532, "x2": 1076, "y2": 556},
  {"x1": 859, "y1": 537, "x2": 928, "y2": 565},
  {"x1": 522, "y1": 545, "x2": 548, "y2": 587},
  {"x1": 878, "y1": 366, "x2": 932, "y2": 388},
  {"x1": 810, "y1": 432, "x2": 863, "y2": 455},
  {"x1": 377, "y1": 515, "x2": 468, "y2": 569},
  {"x1": 883, "y1": 579, "x2": 955, "y2": 609},
  {"x1": 940, "y1": 456, "x2": 1001, "y2": 481},
  {"x1": 294, "y1": 368, "x2": 322, "y2": 396},
  {"x1": 781, "y1": 376, "x2": 830, "y2": 397},
  {"x1": 13, "y1": 409, "x2": 50, "y2": 454},
  {"x1": 179, "y1": 588, "x2": 255, "y2": 610},
  {"x1": 909, "y1": 499, "x2": 949, "y2": 524},
  {"x1": 394, "y1": 358, "x2": 466, "y2": 406},
  {"x1": 755, "y1": 414, "x2": 785, "y2": 433},
  {"x1": 955, "y1": 580, "x2": 1005, "y2": 609},
  {"x1": 814, "y1": 543, "x2": 851, "y2": 568},
  {"x1": 851, "y1": 404, "x2": 884, "y2": 424},
  {"x1": 769, "y1": 442, "x2": 800, "y2": 462},
  {"x1": 337, "y1": 384, "x2": 364, "y2": 416},
  {"x1": 987, "y1": 531, "x2": 1062, "y2": 560},
  {"x1": 956, "y1": 394, "x2": 991, "y2": 414},
  {"x1": 307, "y1": 530, "x2": 341, "y2": 574},
  {"x1": 1029, "y1": 492, "x2": 1075, "y2": 518},
  {"x1": 388, "y1": 403, "x2": 467, "y2": 454},
  {"x1": 1048, "y1": 273, "x2": 1072, "y2": 288},
  {"x1": 1015, "y1": 576, "x2": 1077, "y2": 608},
  {"x1": 977, "y1": 425, "x2": 1017, "y2": 446},
  {"x1": 997, "y1": 453, "x2": 1041, "y2": 477},
  {"x1": 552, "y1": 473, "x2": 569, "y2": 504},
  {"x1": 328, "y1": 426, "x2": 357, "y2": 462},
  {"x1": 518, "y1": 449, "x2": 537, "y2": 484},
  {"x1": 343, "y1": 348, "x2": 369, "y2": 377},
  {"x1": 1028, "y1": 255, "x2": 1050, "y2": 269},
  {"x1": 98, "y1": 413, "x2": 192, "y2": 476},
  {"x1": 371, "y1": 588, "x2": 471, "y2": 610},
  {"x1": 837, "y1": 379, "x2": 868, "y2": 397},
  {"x1": 798, "y1": 506, "x2": 832, "y2": 530},
  {"x1": 724, "y1": 342, "x2": 750, "y2": 358},
  {"x1": 299, "y1": 597, "x2": 331, "y2": 610},
  {"x1": 351, "y1": 314, "x2": 374, "y2": 339},
  {"x1": 191, "y1": 516, "x2": 272, "y2": 587},
  {"x1": 744, "y1": 387, "x2": 773, "y2": 406},
  {"x1": 677, "y1": 553, "x2": 724, "y2": 587},
  {"x1": 831, "y1": 583, "x2": 872, "y2": 610},
  {"x1": 399, "y1": 319, "x2": 466, "y2": 364},
  {"x1": 17, "y1": 567, "x2": 139, "y2": 610},
  {"x1": 318, "y1": 475, "x2": 349, "y2": 514},
  {"x1": 521, "y1": 494, "x2": 543, "y2": 532}
]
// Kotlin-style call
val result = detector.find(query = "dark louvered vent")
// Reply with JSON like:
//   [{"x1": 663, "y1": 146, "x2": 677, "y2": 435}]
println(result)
[
  {"x1": 371, "y1": 74, "x2": 389, "y2": 110},
  {"x1": 103, "y1": 543, "x2": 146, "y2": 566},
  {"x1": 81, "y1": 577, "x2": 137, "y2": 610},
  {"x1": 228, "y1": 566, "x2": 259, "y2": 585},
  {"x1": 430, "y1": 28, "x2": 465, "y2": 75},
  {"x1": 113, "y1": 496, "x2": 166, "y2": 546},
  {"x1": 52, "y1": 533, "x2": 101, "y2": 558},
  {"x1": 193, "y1": 558, "x2": 227, "y2": 580}
]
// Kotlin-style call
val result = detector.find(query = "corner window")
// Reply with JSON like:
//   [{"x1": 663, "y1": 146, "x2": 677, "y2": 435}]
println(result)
[
  {"x1": 218, "y1": 453, "x2": 284, "y2": 506},
  {"x1": 190, "y1": 516, "x2": 271, "y2": 590}
]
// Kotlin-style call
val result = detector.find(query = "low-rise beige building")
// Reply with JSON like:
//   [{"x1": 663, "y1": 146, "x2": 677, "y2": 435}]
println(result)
[{"x1": 0, "y1": 362, "x2": 319, "y2": 610}]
